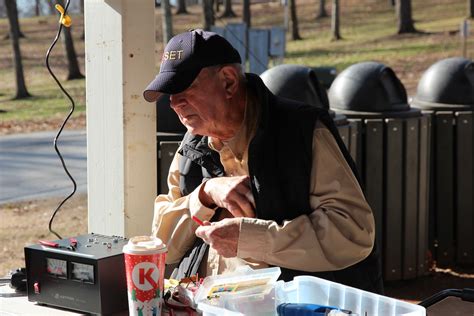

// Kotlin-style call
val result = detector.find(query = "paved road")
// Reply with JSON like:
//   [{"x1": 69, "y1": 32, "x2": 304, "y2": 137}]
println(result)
[{"x1": 0, "y1": 130, "x2": 87, "y2": 204}]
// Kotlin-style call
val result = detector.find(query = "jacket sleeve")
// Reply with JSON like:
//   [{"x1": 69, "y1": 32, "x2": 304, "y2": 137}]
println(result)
[
  {"x1": 152, "y1": 151, "x2": 216, "y2": 264},
  {"x1": 236, "y1": 125, "x2": 375, "y2": 271}
]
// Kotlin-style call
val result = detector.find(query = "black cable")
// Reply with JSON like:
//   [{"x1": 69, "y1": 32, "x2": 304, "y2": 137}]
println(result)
[
  {"x1": 45, "y1": 0, "x2": 77, "y2": 240},
  {"x1": 417, "y1": 288, "x2": 474, "y2": 307}
]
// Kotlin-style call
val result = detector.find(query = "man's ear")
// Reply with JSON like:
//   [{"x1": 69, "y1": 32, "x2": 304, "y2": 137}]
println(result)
[{"x1": 219, "y1": 66, "x2": 239, "y2": 99}]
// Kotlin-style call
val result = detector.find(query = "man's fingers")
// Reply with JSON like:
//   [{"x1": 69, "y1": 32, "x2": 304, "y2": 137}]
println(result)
[
  {"x1": 227, "y1": 201, "x2": 245, "y2": 218},
  {"x1": 233, "y1": 178, "x2": 256, "y2": 210},
  {"x1": 244, "y1": 191, "x2": 256, "y2": 209},
  {"x1": 227, "y1": 193, "x2": 255, "y2": 218},
  {"x1": 195, "y1": 226, "x2": 211, "y2": 243},
  {"x1": 202, "y1": 175, "x2": 256, "y2": 218}
]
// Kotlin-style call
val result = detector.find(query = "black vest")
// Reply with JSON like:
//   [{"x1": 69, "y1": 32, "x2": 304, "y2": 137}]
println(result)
[{"x1": 177, "y1": 74, "x2": 384, "y2": 294}]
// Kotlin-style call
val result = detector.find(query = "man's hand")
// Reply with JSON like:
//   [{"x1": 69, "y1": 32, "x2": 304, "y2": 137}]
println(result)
[
  {"x1": 195, "y1": 218, "x2": 242, "y2": 258},
  {"x1": 199, "y1": 175, "x2": 256, "y2": 218}
]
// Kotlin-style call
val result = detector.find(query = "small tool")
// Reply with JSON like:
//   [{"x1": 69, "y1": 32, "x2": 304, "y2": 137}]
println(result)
[{"x1": 192, "y1": 216, "x2": 204, "y2": 226}]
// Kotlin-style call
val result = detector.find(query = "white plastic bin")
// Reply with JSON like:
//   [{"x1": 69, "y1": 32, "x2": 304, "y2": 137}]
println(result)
[
  {"x1": 275, "y1": 276, "x2": 425, "y2": 316},
  {"x1": 198, "y1": 274, "x2": 426, "y2": 316}
]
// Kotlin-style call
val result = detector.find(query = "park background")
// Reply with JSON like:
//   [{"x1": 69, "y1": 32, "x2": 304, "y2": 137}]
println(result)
[{"x1": 0, "y1": 0, "x2": 473, "y2": 304}]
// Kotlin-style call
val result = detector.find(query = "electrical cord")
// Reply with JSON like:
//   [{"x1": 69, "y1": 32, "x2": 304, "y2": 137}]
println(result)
[
  {"x1": 45, "y1": 0, "x2": 76, "y2": 240},
  {"x1": 418, "y1": 288, "x2": 474, "y2": 307}
]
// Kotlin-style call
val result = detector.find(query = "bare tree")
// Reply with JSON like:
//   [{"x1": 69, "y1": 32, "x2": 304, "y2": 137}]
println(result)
[
  {"x1": 221, "y1": 0, "x2": 236, "y2": 17},
  {"x1": 202, "y1": 0, "x2": 215, "y2": 30},
  {"x1": 396, "y1": 0, "x2": 417, "y2": 33},
  {"x1": 35, "y1": 0, "x2": 40, "y2": 16},
  {"x1": 317, "y1": 0, "x2": 328, "y2": 19},
  {"x1": 468, "y1": 0, "x2": 474, "y2": 18},
  {"x1": 162, "y1": 0, "x2": 173, "y2": 43},
  {"x1": 56, "y1": 0, "x2": 84, "y2": 80},
  {"x1": 331, "y1": 0, "x2": 341, "y2": 40},
  {"x1": 289, "y1": 0, "x2": 301, "y2": 40},
  {"x1": 5, "y1": 0, "x2": 31, "y2": 99},
  {"x1": 176, "y1": 0, "x2": 188, "y2": 14},
  {"x1": 3, "y1": 0, "x2": 25, "y2": 39},
  {"x1": 243, "y1": 0, "x2": 250, "y2": 27}
]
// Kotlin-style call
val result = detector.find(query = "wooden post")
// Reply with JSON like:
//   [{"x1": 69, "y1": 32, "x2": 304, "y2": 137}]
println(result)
[{"x1": 85, "y1": 0, "x2": 157, "y2": 237}]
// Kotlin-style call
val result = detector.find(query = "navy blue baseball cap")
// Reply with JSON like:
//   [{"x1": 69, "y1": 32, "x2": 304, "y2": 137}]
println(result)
[{"x1": 143, "y1": 29, "x2": 242, "y2": 102}]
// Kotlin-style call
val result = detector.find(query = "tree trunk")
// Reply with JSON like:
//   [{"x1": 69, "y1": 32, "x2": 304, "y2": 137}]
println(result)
[
  {"x1": 35, "y1": 0, "x2": 40, "y2": 16},
  {"x1": 55, "y1": 0, "x2": 84, "y2": 80},
  {"x1": 222, "y1": 0, "x2": 236, "y2": 17},
  {"x1": 396, "y1": 0, "x2": 417, "y2": 33},
  {"x1": 176, "y1": 0, "x2": 188, "y2": 14},
  {"x1": 289, "y1": 0, "x2": 301, "y2": 40},
  {"x1": 317, "y1": 0, "x2": 328, "y2": 19},
  {"x1": 390, "y1": 0, "x2": 395, "y2": 6},
  {"x1": 63, "y1": 27, "x2": 84, "y2": 80},
  {"x1": 202, "y1": 0, "x2": 215, "y2": 30},
  {"x1": 243, "y1": 0, "x2": 250, "y2": 27},
  {"x1": 162, "y1": 0, "x2": 173, "y2": 43},
  {"x1": 80, "y1": 0, "x2": 84, "y2": 14},
  {"x1": 5, "y1": 0, "x2": 31, "y2": 99},
  {"x1": 3, "y1": 0, "x2": 25, "y2": 39},
  {"x1": 468, "y1": 0, "x2": 474, "y2": 18},
  {"x1": 331, "y1": 0, "x2": 341, "y2": 40}
]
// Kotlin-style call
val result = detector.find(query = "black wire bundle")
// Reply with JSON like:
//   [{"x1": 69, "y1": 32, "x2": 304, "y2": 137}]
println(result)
[{"x1": 45, "y1": 0, "x2": 77, "y2": 240}]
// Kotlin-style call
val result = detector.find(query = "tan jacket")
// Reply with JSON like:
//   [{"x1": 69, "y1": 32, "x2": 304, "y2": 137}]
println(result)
[{"x1": 152, "y1": 94, "x2": 375, "y2": 276}]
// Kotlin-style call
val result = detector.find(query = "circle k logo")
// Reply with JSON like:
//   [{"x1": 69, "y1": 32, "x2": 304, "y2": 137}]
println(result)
[{"x1": 132, "y1": 262, "x2": 159, "y2": 291}]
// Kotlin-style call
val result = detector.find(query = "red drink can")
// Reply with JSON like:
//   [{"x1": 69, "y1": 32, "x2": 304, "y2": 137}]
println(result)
[{"x1": 123, "y1": 236, "x2": 167, "y2": 316}]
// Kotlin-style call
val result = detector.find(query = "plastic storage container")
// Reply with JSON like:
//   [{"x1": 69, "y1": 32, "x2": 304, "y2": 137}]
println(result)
[
  {"x1": 198, "y1": 275, "x2": 426, "y2": 316},
  {"x1": 196, "y1": 267, "x2": 281, "y2": 316},
  {"x1": 275, "y1": 276, "x2": 425, "y2": 316}
]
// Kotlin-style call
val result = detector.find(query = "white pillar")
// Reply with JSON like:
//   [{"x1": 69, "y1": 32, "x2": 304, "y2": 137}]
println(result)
[{"x1": 85, "y1": 0, "x2": 157, "y2": 237}]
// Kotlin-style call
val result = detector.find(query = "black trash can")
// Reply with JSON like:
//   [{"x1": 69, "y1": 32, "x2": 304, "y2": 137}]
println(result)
[
  {"x1": 329, "y1": 61, "x2": 431, "y2": 281},
  {"x1": 260, "y1": 64, "x2": 360, "y2": 160},
  {"x1": 156, "y1": 95, "x2": 186, "y2": 194},
  {"x1": 411, "y1": 57, "x2": 474, "y2": 267}
]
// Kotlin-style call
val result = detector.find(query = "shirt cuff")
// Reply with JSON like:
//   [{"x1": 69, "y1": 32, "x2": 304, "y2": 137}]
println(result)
[
  {"x1": 237, "y1": 218, "x2": 270, "y2": 261},
  {"x1": 188, "y1": 182, "x2": 216, "y2": 222}
]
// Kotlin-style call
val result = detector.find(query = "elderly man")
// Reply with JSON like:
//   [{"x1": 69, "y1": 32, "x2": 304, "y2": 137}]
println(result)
[{"x1": 143, "y1": 29, "x2": 383, "y2": 293}]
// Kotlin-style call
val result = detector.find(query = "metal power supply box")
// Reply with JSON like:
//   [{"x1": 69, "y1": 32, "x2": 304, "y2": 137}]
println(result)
[{"x1": 24, "y1": 233, "x2": 128, "y2": 315}]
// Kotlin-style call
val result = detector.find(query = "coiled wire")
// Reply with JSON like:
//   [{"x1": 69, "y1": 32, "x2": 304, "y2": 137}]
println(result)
[{"x1": 45, "y1": 0, "x2": 77, "y2": 240}]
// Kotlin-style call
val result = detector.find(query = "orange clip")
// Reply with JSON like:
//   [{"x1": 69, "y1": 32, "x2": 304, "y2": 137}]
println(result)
[{"x1": 55, "y1": 4, "x2": 72, "y2": 27}]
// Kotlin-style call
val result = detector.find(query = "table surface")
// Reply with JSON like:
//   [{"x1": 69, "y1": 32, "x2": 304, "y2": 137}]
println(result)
[
  {"x1": 2, "y1": 283, "x2": 473, "y2": 316},
  {"x1": 0, "y1": 285, "x2": 183, "y2": 316}
]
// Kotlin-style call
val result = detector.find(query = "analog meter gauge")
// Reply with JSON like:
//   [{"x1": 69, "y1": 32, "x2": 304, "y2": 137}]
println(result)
[
  {"x1": 46, "y1": 258, "x2": 67, "y2": 278},
  {"x1": 71, "y1": 262, "x2": 95, "y2": 283}
]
